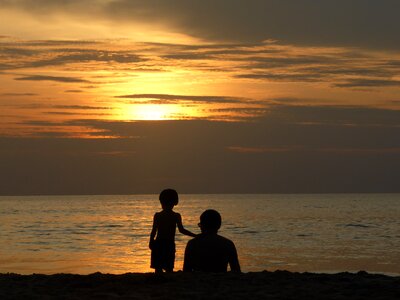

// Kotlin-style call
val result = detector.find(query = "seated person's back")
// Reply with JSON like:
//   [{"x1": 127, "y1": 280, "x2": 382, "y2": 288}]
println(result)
[{"x1": 183, "y1": 209, "x2": 240, "y2": 272}]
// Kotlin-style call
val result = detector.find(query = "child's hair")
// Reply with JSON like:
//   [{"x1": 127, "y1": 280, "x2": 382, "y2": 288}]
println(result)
[{"x1": 159, "y1": 188, "x2": 179, "y2": 207}]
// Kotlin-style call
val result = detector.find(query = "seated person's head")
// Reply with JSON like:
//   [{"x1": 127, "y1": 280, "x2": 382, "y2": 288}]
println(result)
[
  {"x1": 199, "y1": 209, "x2": 221, "y2": 234},
  {"x1": 159, "y1": 188, "x2": 179, "y2": 209}
]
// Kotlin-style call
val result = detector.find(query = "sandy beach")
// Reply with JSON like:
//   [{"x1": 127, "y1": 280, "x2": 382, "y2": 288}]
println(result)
[{"x1": 1, "y1": 270, "x2": 399, "y2": 300}]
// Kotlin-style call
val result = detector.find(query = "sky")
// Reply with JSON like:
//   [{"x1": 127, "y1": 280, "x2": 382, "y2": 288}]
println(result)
[{"x1": 1, "y1": 0, "x2": 400, "y2": 195}]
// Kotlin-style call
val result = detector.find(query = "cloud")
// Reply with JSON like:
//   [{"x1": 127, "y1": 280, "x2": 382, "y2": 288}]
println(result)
[
  {"x1": 0, "y1": 47, "x2": 38, "y2": 56},
  {"x1": 228, "y1": 146, "x2": 400, "y2": 155},
  {"x1": 227, "y1": 146, "x2": 296, "y2": 153},
  {"x1": 26, "y1": 51, "x2": 144, "y2": 68},
  {"x1": 14, "y1": 74, "x2": 89, "y2": 83},
  {"x1": 334, "y1": 79, "x2": 400, "y2": 88},
  {"x1": 18, "y1": 104, "x2": 400, "y2": 140},
  {"x1": 28, "y1": 131, "x2": 74, "y2": 138},
  {"x1": 15, "y1": 119, "x2": 117, "y2": 138},
  {"x1": 52, "y1": 105, "x2": 112, "y2": 110},
  {"x1": 107, "y1": 1, "x2": 400, "y2": 49},
  {"x1": 43, "y1": 111, "x2": 112, "y2": 116},
  {"x1": 3, "y1": 103, "x2": 112, "y2": 111},
  {"x1": 2, "y1": 37, "x2": 399, "y2": 90},
  {"x1": 93, "y1": 150, "x2": 136, "y2": 157},
  {"x1": 0, "y1": 40, "x2": 101, "y2": 47},
  {"x1": 235, "y1": 73, "x2": 322, "y2": 82},
  {"x1": 115, "y1": 93, "x2": 252, "y2": 104},
  {"x1": 161, "y1": 48, "x2": 282, "y2": 61},
  {"x1": 113, "y1": 94, "x2": 266, "y2": 120},
  {"x1": 162, "y1": 53, "x2": 213, "y2": 60},
  {"x1": 5, "y1": 103, "x2": 114, "y2": 118},
  {"x1": 207, "y1": 107, "x2": 268, "y2": 118},
  {"x1": 228, "y1": 50, "x2": 400, "y2": 87},
  {"x1": 2, "y1": 0, "x2": 400, "y2": 49},
  {"x1": 0, "y1": 92, "x2": 37, "y2": 96},
  {"x1": 318, "y1": 147, "x2": 400, "y2": 154},
  {"x1": 2, "y1": 104, "x2": 400, "y2": 194},
  {"x1": 11, "y1": 103, "x2": 400, "y2": 138},
  {"x1": 270, "y1": 97, "x2": 328, "y2": 105},
  {"x1": 265, "y1": 104, "x2": 400, "y2": 128},
  {"x1": 143, "y1": 41, "x2": 264, "y2": 51},
  {"x1": 0, "y1": 63, "x2": 13, "y2": 70},
  {"x1": 240, "y1": 56, "x2": 339, "y2": 69},
  {"x1": 64, "y1": 89, "x2": 83, "y2": 93},
  {"x1": 298, "y1": 66, "x2": 393, "y2": 78},
  {"x1": 19, "y1": 120, "x2": 65, "y2": 126},
  {"x1": 0, "y1": 41, "x2": 145, "y2": 71}
]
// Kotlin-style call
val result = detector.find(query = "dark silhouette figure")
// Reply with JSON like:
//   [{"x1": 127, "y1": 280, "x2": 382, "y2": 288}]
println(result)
[
  {"x1": 149, "y1": 189, "x2": 196, "y2": 273},
  {"x1": 183, "y1": 209, "x2": 241, "y2": 272}
]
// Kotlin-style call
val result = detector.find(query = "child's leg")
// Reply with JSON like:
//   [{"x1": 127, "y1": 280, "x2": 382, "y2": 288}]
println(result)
[
  {"x1": 155, "y1": 268, "x2": 163, "y2": 274},
  {"x1": 165, "y1": 268, "x2": 173, "y2": 273}
]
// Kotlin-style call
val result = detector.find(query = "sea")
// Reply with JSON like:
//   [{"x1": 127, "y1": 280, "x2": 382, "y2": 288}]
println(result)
[{"x1": 0, "y1": 194, "x2": 399, "y2": 275}]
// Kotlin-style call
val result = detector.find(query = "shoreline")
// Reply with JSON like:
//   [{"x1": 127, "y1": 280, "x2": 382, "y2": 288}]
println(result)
[{"x1": 1, "y1": 270, "x2": 399, "y2": 299}]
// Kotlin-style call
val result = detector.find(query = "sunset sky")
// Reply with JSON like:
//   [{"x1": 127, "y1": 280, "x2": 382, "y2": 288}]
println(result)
[{"x1": 1, "y1": 0, "x2": 400, "y2": 195}]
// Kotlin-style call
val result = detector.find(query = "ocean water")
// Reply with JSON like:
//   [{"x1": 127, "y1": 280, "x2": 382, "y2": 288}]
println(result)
[{"x1": 0, "y1": 194, "x2": 399, "y2": 275}]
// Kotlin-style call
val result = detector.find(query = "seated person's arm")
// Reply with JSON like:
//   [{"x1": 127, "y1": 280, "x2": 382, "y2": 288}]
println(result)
[
  {"x1": 183, "y1": 241, "x2": 194, "y2": 272},
  {"x1": 177, "y1": 213, "x2": 197, "y2": 237},
  {"x1": 228, "y1": 242, "x2": 241, "y2": 272}
]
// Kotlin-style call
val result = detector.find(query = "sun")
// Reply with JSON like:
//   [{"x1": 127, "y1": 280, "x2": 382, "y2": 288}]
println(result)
[
  {"x1": 116, "y1": 99, "x2": 203, "y2": 121},
  {"x1": 122, "y1": 104, "x2": 180, "y2": 121},
  {"x1": 136, "y1": 104, "x2": 168, "y2": 120}
]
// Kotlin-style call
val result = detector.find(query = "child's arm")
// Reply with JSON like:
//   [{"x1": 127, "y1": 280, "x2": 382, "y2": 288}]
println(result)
[
  {"x1": 149, "y1": 213, "x2": 158, "y2": 249},
  {"x1": 176, "y1": 213, "x2": 197, "y2": 237}
]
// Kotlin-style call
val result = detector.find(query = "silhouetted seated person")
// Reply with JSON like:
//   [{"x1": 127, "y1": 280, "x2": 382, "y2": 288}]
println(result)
[{"x1": 183, "y1": 209, "x2": 241, "y2": 272}]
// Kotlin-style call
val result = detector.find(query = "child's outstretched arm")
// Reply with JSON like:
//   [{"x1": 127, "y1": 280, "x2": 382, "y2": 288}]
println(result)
[
  {"x1": 177, "y1": 213, "x2": 197, "y2": 237},
  {"x1": 149, "y1": 213, "x2": 158, "y2": 249}
]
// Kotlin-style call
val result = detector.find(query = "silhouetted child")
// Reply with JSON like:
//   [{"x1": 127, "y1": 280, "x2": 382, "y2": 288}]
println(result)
[{"x1": 149, "y1": 189, "x2": 196, "y2": 273}]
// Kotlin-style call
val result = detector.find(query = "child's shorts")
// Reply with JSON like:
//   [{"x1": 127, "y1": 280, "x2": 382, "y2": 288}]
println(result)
[{"x1": 150, "y1": 239, "x2": 176, "y2": 271}]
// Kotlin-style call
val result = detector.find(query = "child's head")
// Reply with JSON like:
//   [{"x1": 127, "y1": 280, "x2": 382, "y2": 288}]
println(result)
[{"x1": 159, "y1": 188, "x2": 179, "y2": 209}]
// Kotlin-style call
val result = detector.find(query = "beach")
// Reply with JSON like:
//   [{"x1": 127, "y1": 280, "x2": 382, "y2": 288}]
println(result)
[{"x1": 1, "y1": 271, "x2": 399, "y2": 300}]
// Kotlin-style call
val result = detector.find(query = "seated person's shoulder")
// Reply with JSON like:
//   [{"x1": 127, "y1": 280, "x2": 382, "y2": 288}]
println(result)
[
  {"x1": 217, "y1": 234, "x2": 233, "y2": 243},
  {"x1": 193, "y1": 234, "x2": 235, "y2": 248},
  {"x1": 216, "y1": 235, "x2": 236, "y2": 248}
]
